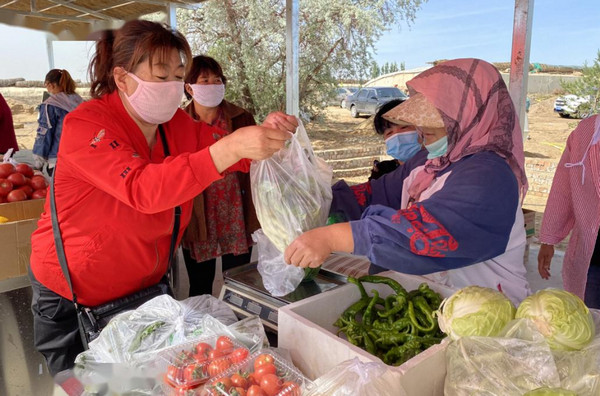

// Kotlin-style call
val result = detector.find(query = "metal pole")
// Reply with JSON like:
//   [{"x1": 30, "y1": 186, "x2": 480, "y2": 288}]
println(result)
[
  {"x1": 167, "y1": 2, "x2": 177, "y2": 29},
  {"x1": 508, "y1": 0, "x2": 534, "y2": 140},
  {"x1": 286, "y1": 0, "x2": 299, "y2": 116},
  {"x1": 46, "y1": 34, "x2": 55, "y2": 69}
]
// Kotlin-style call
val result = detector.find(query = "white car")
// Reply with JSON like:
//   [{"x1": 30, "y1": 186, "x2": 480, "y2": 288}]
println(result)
[{"x1": 554, "y1": 95, "x2": 591, "y2": 118}]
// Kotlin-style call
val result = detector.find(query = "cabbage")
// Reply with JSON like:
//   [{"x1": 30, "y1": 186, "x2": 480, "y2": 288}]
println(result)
[
  {"x1": 522, "y1": 387, "x2": 578, "y2": 396},
  {"x1": 436, "y1": 286, "x2": 516, "y2": 340},
  {"x1": 515, "y1": 289, "x2": 594, "y2": 351}
]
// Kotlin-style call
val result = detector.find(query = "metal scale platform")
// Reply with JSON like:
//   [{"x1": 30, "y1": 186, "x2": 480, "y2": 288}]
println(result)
[{"x1": 218, "y1": 254, "x2": 371, "y2": 332}]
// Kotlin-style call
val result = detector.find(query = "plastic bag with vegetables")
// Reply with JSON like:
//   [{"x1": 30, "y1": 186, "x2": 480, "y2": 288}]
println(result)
[
  {"x1": 305, "y1": 357, "x2": 407, "y2": 396},
  {"x1": 444, "y1": 319, "x2": 561, "y2": 396},
  {"x1": 250, "y1": 118, "x2": 333, "y2": 296}
]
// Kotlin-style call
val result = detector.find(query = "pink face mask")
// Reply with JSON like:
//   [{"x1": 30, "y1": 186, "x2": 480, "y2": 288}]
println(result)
[{"x1": 124, "y1": 72, "x2": 184, "y2": 125}]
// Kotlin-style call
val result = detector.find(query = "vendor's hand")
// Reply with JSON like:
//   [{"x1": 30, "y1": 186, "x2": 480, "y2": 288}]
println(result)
[
  {"x1": 285, "y1": 228, "x2": 333, "y2": 269},
  {"x1": 262, "y1": 111, "x2": 298, "y2": 134},
  {"x1": 284, "y1": 223, "x2": 354, "y2": 268},
  {"x1": 537, "y1": 243, "x2": 554, "y2": 279}
]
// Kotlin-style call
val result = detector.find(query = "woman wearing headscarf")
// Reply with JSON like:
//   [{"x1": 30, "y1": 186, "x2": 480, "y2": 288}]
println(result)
[
  {"x1": 538, "y1": 114, "x2": 600, "y2": 308},
  {"x1": 285, "y1": 58, "x2": 531, "y2": 304}
]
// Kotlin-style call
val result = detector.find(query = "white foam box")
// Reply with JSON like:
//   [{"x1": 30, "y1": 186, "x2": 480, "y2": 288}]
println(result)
[{"x1": 278, "y1": 270, "x2": 456, "y2": 395}]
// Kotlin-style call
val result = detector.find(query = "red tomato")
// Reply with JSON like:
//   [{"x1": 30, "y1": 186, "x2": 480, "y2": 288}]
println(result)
[
  {"x1": 207, "y1": 358, "x2": 231, "y2": 377},
  {"x1": 259, "y1": 373, "x2": 282, "y2": 396},
  {"x1": 279, "y1": 381, "x2": 301, "y2": 396},
  {"x1": 253, "y1": 354, "x2": 275, "y2": 371},
  {"x1": 7, "y1": 172, "x2": 26, "y2": 187},
  {"x1": 0, "y1": 179, "x2": 13, "y2": 196},
  {"x1": 213, "y1": 376, "x2": 233, "y2": 392},
  {"x1": 194, "y1": 342, "x2": 213, "y2": 359},
  {"x1": 247, "y1": 373, "x2": 260, "y2": 386},
  {"x1": 7, "y1": 189, "x2": 27, "y2": 202},
  {"x1": 17, "y1": 185, "x2": 33, "y2": 198},
  {"x1": 209, "y1": 348, "x2": 230, "y2": 360},
  {"x1": 246, "y1": 385, "x2": 266, "y2": 396},
  {"x1": 30, "y1": 175, "x2": 47, "y2": 191},
  {"x1": 32, "y1": 189, "x2": 47, "y2": 199},
  {"x1": 216, "y1": 336, "x2": 234, "y2": 351},
  {"x1": 254, "y1": 363, "x2": 277, "y2": 382},
  {"x1": 183, "y1": 363, "x2": 205, "y2": 385},
  {"x1": 230, "y1": 347, "x2": 249, "y2": 364},
  {"x1": 230, "y1": 373, "x2": 249, "y2": 389},
  {"x1": 15, "y1": 164, "x2": 34, "y2": 178},
  {"x1": 0, "y1": 163, "x2": 15, "y2": 179},
  {"x1": 166, "y1": 365, "x2": 184, "y2": 386},
  {"x1": 232, "y1": 387, "x2": 247, "y2": 396}
]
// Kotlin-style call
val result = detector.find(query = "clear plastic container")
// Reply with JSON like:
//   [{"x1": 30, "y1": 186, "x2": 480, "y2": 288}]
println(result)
[
  {"x1": 201, "y1": 349, "x2": 312, "y2": 396},
  {"x1": 158, "y1": 334, "x2": 250, "y2": 394}
]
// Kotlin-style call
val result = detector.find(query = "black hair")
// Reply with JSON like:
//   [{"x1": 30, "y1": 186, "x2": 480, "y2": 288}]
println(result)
[{"x1": 373, "y1": 98, "x2": 405, "y2": 135}]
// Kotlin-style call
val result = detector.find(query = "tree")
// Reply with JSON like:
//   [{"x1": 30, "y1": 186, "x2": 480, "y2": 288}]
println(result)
[
  {"x1": 560, "y1": 50, "x2": 600, "y2": 117},
  {"x1": 370, "y1": 61, "x2": 381, "y2": 79},
  {"x1": 400, "y1": 61, "x2": 406, "y2": 71},
  {"x1": 390, "y1": 61, "x2": 399, "y2": 73},
  {"x1": 178, "y1": 0, "x2": 425, "y2": 119}
]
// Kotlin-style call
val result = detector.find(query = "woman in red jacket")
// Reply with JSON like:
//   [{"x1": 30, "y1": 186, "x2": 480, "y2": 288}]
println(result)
[{"x1": 28, "y1": 20, "x2": 296, "y2": 376}]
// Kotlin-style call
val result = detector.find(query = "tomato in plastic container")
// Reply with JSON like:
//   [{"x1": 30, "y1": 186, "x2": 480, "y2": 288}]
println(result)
[
  {"x1": 202, "y1": 349, "x2": 313, "y2": 396},
  {"x1": 159, "y1": 335, "x2": 249, "y2": 394}
]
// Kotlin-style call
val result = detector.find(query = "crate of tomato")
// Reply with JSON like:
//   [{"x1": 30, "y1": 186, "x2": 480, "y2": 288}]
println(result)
[
  {"x1": 160, "y1": 335, "x2": 250, "y2": 394},
  {"x1": 202, "y1": 349, "x2": 311, "y2": 396}
]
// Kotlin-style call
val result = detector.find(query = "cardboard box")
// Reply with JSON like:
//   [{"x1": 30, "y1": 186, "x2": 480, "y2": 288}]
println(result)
[
  {"x1": 278, "y1": 270, "x2": 455, "y2": 395},
  {"x1": 523, "y1": 208, "x2": 536, "y2": 238},
  {"x1": 0, "y1": 199, "x2": 45, "y2": 281}
]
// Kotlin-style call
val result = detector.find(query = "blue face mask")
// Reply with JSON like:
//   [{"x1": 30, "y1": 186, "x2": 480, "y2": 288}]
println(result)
[
  {"x1": 385, "y1": 131, "x2": 421, "y2": 162},
  {"x1": 425, "y1": 136, "x2": 448, "y2": 159}
]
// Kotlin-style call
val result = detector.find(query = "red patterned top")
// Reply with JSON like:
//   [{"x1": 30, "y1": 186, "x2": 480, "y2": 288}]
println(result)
[{"x1": 187, "y1": 108, "x2": 250, "y2": 261}]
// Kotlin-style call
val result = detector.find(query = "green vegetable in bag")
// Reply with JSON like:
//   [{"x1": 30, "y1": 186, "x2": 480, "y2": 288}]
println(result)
[{"x1": 523, "y1": 387, "x2": 578, "y2": 396}]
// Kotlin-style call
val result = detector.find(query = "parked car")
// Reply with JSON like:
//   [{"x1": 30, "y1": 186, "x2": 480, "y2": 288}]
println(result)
[
  {"x1": 554, "y1": 94, "x2": 592, "y2": 118},
  {"x1": 347, "y1": 87, "x2": 408, "y2": 118},
  {"x1": 334, "y1": 87, "x2": 358, "y2": 108}
]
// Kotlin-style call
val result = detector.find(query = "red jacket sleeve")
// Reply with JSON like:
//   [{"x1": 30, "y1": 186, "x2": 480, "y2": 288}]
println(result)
[{"x1": 196, "y1": 121, "x2": 251, "y2": 173}]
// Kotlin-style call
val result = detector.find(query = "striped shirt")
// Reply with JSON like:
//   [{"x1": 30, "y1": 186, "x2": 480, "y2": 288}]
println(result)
[{"x1": 539, "y1": 115, "x2": 600, "y2": 299}]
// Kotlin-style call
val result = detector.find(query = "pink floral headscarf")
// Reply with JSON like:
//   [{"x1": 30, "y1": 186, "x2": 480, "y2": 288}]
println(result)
[{"x1": 407, "y1": 58, "x2": 528, "y2": 202}]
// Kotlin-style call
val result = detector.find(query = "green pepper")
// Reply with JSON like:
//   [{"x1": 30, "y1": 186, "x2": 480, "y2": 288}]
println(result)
[
  {"x1": 348, "y1": 276, "x2": 368, "y2": 300},
  {"x1": 383, "y1": 338, "x2": 423, "y2": 366},
  {"x1": 128, "y1": 321, "x2": 165, "y2": 353},
  {"x1": 362, "y1": 289, "x2": 380, "y2": 327},
  {"x1": 361, "y1": 329, "x2": 377, "y2": 355},
  {"x1": 358, "y1": 275, "x2": 408, "y2": 296},
  {"x1": 378, "y1": 294, "x2": 407, "y2": 319},
  {"x1": 372, "y1": 330, "x2": 409, "y2": 348},
  {"x1": 418, "y1": 283, "x2": 442, "y2": 308},
  {"x1": 408, "y1": 298, "x2": 436, "y2": 333}
]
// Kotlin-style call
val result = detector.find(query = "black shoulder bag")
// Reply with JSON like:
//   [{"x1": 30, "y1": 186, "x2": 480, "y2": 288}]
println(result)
[{"x1": 51, "y1": 125, "x2": 181, "y2": 348}]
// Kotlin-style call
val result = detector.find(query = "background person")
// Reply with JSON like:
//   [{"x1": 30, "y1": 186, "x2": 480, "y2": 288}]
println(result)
[
  {"x1": 538, "y1": 114, "x2": 600, "y2": 308},
  {"x1": 0, "y1": 92, "x2": 19, "y2": 154},
  {"x1": 28, "y1": 20, "x2": 297, "y2": 376},
  {"x1": 32, "y1": 69, "x2": 83, "y2": 175},
  {"x1": 285, "y1": 58, "x2": 530, "y2": 304},
  {"x1": 181, "y1": 55, "x2": 259, "y2": 296}
]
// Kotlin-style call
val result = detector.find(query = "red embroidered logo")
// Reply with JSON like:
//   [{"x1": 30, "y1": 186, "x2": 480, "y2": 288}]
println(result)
[
  {"x1": 392, "y1": 204, "x2": 458, "y2": 257},
  {"x1": 350, "y1": 182, "x2": 372, "y2": 207}
]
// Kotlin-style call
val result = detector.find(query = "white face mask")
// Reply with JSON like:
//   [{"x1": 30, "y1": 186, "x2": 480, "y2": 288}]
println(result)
[
  {"x1": 124, "y1": 72, "x2": 184, "y2": 125},
  {"x1": 190, "y1": 83, "x2": 225, "y2": 108}
]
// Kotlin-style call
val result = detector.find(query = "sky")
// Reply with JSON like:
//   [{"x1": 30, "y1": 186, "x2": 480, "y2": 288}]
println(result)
[{"x1": 0, "y1": 0, "x2": 599, "y2": 82}]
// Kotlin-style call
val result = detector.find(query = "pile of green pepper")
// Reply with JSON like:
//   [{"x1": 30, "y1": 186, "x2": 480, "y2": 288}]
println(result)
[{"x1": 333, "y1": 275, "x2": 445, "y2": 366}]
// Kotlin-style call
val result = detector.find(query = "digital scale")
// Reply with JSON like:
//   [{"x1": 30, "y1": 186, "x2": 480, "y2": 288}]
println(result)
[{"x1": 218, "y1": 254, "x2": 371, "y2": 332}]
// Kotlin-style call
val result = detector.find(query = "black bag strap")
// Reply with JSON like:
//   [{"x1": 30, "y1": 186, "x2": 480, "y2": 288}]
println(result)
[{"x1": 51, "y1": 124, "x2": 181, "y2": 306}]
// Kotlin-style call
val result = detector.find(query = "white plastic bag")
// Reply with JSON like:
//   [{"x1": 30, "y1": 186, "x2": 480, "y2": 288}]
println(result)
[
  {"x1": 305, "y1": 357, "x2": 405, "y2": 396},
  {"x1": 250, "y1": 119, "x2": 332, "y2": 295}
]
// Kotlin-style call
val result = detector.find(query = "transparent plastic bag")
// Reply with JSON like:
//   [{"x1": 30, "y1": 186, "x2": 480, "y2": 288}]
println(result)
[
  {"x1": 250, "y1": 119, "x2": 333, "y2": 296},
  {"x1": 305, "y1": 358, "x2": 405, "y2": 396},
  {"x1": 444, "y1": 319, "x2": 561, "y2": 396}
]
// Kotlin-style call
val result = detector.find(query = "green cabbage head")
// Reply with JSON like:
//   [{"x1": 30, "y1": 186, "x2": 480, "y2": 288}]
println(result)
[
  {"x1": 522, "y1": 387, "x2": 578, "y2": 396},
  {"x1": 436, "y1": 286, "x2": 516, "y2": 340},
  {"x1": 515, "y1": 289, "x2": 594, "y2": 351}
]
